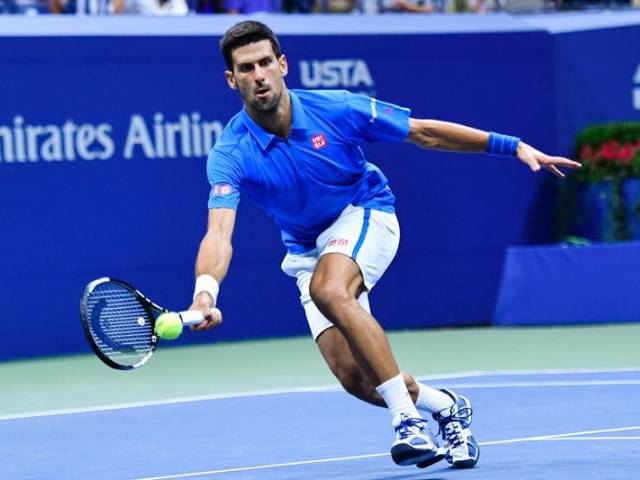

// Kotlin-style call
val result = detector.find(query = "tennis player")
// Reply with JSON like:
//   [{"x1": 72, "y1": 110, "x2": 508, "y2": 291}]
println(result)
[{"x1": 188, "y1": 21, "x2": 580, "y2": 469}]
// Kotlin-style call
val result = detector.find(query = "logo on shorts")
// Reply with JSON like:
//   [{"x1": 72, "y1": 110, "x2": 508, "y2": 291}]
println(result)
[
  {"x1": 212, "y1": 183, "x2": 233, "y2": 196},
  {"x1": 327, "y1": 238, "x2": 349, "y2": 247},
  {"x1": 311, "y1": 133, "x2": 327, "y2": 150}
]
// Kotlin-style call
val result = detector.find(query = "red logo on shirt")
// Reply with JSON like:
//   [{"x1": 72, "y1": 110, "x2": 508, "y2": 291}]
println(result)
[{"x1": 311, "y1": 133, "x2": 327, "y2": 150}]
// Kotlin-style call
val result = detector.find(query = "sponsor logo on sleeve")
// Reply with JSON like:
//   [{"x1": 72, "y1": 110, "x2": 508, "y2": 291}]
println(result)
[{"x1": 212, "y1": 183, "x2": 233, "y2": 196}]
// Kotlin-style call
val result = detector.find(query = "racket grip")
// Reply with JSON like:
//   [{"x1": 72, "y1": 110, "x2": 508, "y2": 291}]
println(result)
[{"x1": 179, "y1": 310, "x2": 205, "y2": 326}]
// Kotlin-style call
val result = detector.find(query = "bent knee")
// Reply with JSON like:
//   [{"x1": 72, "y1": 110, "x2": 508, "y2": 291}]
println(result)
[{"x1": 309, "y1": 278, "x2": 352, "y2": 312}]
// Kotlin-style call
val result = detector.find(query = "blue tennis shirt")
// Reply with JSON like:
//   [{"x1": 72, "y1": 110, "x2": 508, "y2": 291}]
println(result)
[{"x1": 207, "y1": 89, "x2": 411, "y2": 253}]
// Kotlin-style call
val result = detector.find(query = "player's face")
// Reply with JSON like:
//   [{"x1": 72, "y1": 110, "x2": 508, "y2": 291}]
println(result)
[{"x1": 225, "y1": 40, "x2": 288, "y2": 113}]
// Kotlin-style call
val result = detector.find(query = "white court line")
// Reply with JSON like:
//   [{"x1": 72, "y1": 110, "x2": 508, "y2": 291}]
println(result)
[
  {"x1": 132, "y1": 426, "x2": 640, "y2": 480},
  {"x1": 0, "y1": 385, "x2": 340, "y2": 422},
  {"x1": 134, "y1": 453, "x2": 389, "y2": 480},
  {"x1": 2, "y1": 368, "x2": 639, "y2": 422},
  {"x1": 535, "y1": 437, "x2": 640, "y2": 441},
  {"x1": 444, "y1": 379, "x2": 640, "y2": 389},
  {"x1": 480, "y1": 426, "x2": 640, "y2": 446},
  {"x1": 0, "y1": 371, "x2": 469, "y2": 422},
  {"x1": 438, "y1": 367, "x2": 640, "y2": 376}
]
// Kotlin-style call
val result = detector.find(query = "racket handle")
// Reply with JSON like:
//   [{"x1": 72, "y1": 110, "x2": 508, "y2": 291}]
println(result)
[{"x1": 179, "y1": 310, "x2": 206, "y2": 326}]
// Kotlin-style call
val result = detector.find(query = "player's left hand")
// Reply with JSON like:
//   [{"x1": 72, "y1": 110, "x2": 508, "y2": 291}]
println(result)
[{"x1": 516, "y1": 142, "x2": 581, "y2": 178}]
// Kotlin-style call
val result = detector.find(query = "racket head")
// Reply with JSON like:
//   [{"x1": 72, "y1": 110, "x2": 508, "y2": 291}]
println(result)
[{"x1": 80, "y1": 277, "x2": 164, "y2": 370}]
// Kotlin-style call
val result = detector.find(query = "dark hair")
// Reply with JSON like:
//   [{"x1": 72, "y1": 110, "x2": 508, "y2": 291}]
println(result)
[{"x1": 220, "y1": 21, "x2": 282, "y2": 71}]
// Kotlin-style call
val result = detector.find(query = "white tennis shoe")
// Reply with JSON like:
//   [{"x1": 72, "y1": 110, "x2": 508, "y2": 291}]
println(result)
[
  {"x1": 390, "y1": 414, "x2": 446, "y2": 466},
  {"x1": 432, "y1": 389, "x2": 480, "y2": 469}
]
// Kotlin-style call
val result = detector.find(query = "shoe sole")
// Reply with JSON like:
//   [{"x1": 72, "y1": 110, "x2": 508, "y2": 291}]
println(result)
[
  {"x1": 416, "y1": 447, "x2": 447, "y2": 469},
  {"x1": 448, "y1": 448, "x2": 480, "y2": 469},
  {"x1": 449, "y1": 458, "x2": 479, "y2": 469},
  {"x1": 391, "y1": 444, "x2": 443, "y2": 466}
]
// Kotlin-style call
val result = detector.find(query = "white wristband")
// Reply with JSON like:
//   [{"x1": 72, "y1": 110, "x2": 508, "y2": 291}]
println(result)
[{"x1": 193, "y1": 274, "x2": 219, "y2": 306}]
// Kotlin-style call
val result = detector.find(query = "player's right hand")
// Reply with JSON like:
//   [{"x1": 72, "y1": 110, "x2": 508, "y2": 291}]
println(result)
[{"x1": 189, "y1": 292, "x2": 223, "y2": 331}]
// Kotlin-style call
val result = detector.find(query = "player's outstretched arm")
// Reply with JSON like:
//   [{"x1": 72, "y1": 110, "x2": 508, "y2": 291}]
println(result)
[
  {"x1": 407, "y1": 118, "x2": 581, "y2": 177},
  {"x1": 190, "y1": 207, "x2": 236, "y2": 331}
]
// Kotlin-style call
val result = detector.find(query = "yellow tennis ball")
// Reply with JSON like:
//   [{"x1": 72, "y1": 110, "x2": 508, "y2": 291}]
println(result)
[{"x1": 155, "y1": 313, "x2": 183, "y2": 340}]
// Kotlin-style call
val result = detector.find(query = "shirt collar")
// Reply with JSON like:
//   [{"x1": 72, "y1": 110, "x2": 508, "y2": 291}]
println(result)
[
  {"x1": 289, "y1": 90, "x2": 309, "y2": 131},
  {"x1": 241, "y1": 90, "x2": 309, "y2": 150}
]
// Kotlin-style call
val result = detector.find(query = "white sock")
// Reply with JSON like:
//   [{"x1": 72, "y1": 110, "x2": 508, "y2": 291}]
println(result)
[
  {"x1": 375, "y1": 374, "x2": 421, "y2": 420},
  {"x1": 415, "y1": 383, "x2": 454, "y2": 414}
]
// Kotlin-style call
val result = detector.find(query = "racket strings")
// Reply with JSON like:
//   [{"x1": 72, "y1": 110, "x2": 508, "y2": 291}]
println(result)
[{"x1": 85, "y1": 283, "x2": 155, "y2": 367}]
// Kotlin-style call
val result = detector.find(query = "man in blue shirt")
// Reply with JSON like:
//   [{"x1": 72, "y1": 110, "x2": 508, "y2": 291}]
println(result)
[{"x1": 189, "y1": 21, "x2": 580, "y2": 469}]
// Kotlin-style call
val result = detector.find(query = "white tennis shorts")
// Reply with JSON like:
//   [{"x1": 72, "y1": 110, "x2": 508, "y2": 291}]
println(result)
[{"x1": 281, "y1": 204, "x2": 400, "y2": 341}]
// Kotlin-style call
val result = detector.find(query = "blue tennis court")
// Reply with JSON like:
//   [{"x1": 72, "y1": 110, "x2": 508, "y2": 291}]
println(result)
[{"x1": 3, "y1": 368, "x2": 639, "y2": 480}]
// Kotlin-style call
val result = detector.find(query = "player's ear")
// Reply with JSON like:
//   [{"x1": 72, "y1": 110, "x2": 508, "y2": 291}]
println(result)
[
  {"x1": 279, "y1": 54, "x2": 288, "y2": 77},
  {"x1": 225, "y1": 70, "x2": 237, "y2": 90}
]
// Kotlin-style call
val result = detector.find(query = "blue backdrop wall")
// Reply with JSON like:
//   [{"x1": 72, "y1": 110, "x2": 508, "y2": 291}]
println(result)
[
  {"x1": 552, "y1": 22, "x2": 640, "y2": 155},
  {"x1": 1, "y1": 14, "x2": 638, "y2": 360}
]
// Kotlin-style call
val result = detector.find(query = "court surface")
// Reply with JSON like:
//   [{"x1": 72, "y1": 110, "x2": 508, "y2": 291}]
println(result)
[{"x1": 3, "y1": 368, "x2": 639, "y2": 480}]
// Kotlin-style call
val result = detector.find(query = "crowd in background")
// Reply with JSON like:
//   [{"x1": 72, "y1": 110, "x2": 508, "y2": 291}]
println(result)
[{"x1": 0, "y1": 0, "x2": 638, "y2": 19}]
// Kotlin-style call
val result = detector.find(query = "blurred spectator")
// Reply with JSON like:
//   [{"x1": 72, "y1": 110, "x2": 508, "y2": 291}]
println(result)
[
  {"x1": 113, "y1": 0, "x2": 189, "y2": 14},
  {"x1": 381, "y1": 0, "x2": 436, "y2": 11},
  {"x1": 49, "y1": 0, "x2": 76, "y2": 13},
  {"x1": 0, "y1": 0, "x2": 48, "y2": 13},
  {"x1": 191, "y1": 0, "x2": 221, "y2": 12},
  {"x1": 282, "y1": 0, "x2": 314, "y2": 12},
  {"x1": 453, "y1": 0, "x2": 490, "y2": 11},
  {"x1": 441, "y1": 0, "x2": 496, "y2": 11},
  {"x1": 326, "y1": 0, "x2": 355, "y2": 11},
  {"x1": 223, "y1": 0, "x2": 278, "y2": 12}
]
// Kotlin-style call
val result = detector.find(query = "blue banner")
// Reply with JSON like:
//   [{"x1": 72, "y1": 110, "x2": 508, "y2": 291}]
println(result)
[
  {"x1": 553, "y1": 24, "x2": 640, "y2": 155},
  {"x1": 495, "y1": 242, "x2": 640, "y2": 326},
  {"x1": 1, "y1": 14, "x2": 631, "y2": 359}
]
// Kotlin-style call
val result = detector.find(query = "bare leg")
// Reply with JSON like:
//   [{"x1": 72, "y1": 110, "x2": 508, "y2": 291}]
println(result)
[
  {"x1": 310, "y1": 255, "x2": 447, "y2": 467},
  {"x1": 317, "y1": 325, "x2": 420, "y2": 406},
  {"x1": 309, "y1": 252, "x2": 406, "y2": 386}
]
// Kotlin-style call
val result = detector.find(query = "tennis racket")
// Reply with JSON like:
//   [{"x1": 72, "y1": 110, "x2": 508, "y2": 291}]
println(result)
[{"x1": 80, "y1": 277, "x2": 206, "y2": 370}]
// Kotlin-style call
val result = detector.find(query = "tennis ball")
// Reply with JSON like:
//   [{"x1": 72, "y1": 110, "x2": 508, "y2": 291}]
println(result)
[{"x1": 155, "y1": 313, "x2": 183, "y2": 340}]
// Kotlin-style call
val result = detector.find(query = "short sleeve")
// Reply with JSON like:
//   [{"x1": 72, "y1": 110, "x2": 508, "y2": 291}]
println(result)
[
  {"x1": 206, "y1": 149, "x2": 243, "y2": 210},
  {"x1": 344, "y1": 91, "x2": 411, "y2": 144}
]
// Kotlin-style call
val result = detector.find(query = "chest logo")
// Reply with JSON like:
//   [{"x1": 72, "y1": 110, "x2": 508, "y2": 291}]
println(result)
[{"x1": 311, "y1": 133, "x2": 328, "y2": 150}]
